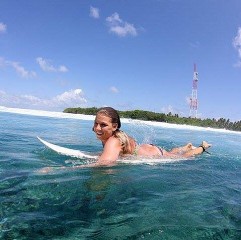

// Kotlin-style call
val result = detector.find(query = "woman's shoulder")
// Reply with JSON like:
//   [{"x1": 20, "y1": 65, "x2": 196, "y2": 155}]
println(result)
[{"x1": 106, "y1": 135, "x2": 122, "y2": 146}]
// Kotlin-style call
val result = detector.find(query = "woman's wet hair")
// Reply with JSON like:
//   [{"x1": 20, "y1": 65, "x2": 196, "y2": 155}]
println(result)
[
  {"x1": 97, "y1": 107, "x2": 121, "y2": 129},
  {"x1": 95, "y1": 107, "x2": 132, "y2": 154}
]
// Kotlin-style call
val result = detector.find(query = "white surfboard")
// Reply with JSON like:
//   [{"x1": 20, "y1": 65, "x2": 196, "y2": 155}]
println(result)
[
  {"x1": 37, "y1": 137, "x2": 98, "y2": 159},
  {"x1": 37, "y1": 137, "x2": 184, "y2": 165}
]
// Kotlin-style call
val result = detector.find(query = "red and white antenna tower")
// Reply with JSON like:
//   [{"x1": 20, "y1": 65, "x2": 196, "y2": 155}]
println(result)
[{"x1": 189, "y1": 64, "x2": 198, "y2": 118}]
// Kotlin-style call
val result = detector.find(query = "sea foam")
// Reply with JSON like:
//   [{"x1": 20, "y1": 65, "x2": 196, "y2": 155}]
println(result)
[
  {"x1": 1, "y1": 105, "x2": 240, "y2": 135},
  {"x1": 0, "y1": 106, "x2": 94, "y2": 120}
]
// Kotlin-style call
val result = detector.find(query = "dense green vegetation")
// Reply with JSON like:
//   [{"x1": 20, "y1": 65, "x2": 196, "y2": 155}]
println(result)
[{"x1": 64, "y1": 107, "x2": 241, "y2": 132}]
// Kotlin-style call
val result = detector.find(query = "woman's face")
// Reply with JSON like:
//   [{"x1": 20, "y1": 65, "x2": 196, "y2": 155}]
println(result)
[{"x1": 93, "y1": 113, "x2": 118, "y2": 143}]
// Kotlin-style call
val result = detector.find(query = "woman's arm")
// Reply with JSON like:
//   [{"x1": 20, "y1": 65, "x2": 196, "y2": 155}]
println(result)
[
  {"x1": 37, "y1": 137, "x2": 122, "y2": 173},
  {"x1": 97, "y1": 136, "x2": 122, "y2": 165}
]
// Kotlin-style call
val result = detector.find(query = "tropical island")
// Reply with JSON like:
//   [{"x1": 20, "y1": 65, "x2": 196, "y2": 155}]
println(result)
[{"x1": 64, "y1": 107, "x2": 241, "y2": 132}]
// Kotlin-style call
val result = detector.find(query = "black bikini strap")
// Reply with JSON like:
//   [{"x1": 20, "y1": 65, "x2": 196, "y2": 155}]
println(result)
[{"x1": 199, "y1": 146, "x2": 211, "y2": 155}]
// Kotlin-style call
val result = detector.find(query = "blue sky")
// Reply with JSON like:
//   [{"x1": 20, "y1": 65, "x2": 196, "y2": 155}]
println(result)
[{"x1": 0, "y1": 0, "x2": 241, "y2": 121}]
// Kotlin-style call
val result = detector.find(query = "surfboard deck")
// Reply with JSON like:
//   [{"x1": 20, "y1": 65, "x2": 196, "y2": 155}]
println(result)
[
  {"x1": 37, "y1": 137, "x2": 98, "y2": 159},
  {"x1": 37, "y1": 137, "x2": 183, "y2": 165}
]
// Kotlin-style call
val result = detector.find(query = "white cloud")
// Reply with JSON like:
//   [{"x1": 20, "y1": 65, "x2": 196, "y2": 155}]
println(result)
[
  {"x1": 21, "y1": 94, "x2": 43, "y2": 103},
  {"x1": 90, "y1": 6, "x2": 100, "y2": 19},
  {"x1": 58, "y1": 65, "x2": 68, "y2": 72},
  {"x1": 0, "y1": 22, "x2": 7, "y2": 33},
  {"x1": 233, "y1": 27, "x2": 241, "y2": 67},
  {"x1": 0, "y1": 89, "x2": 87, "y2": 110},
  {"x1": 161, "y1": 105, "x2": 185, "y2": 117},
  {"x1": 9, "y1": 61, "x2": 37, "y2": 78},
  {"x1": 185, "y1": 96, "x2": 191, "y2": 105},
  {"x1": 161, "y1": 105, "x2": 175, "y2": 114},
  {"x1": 53, "y1": 89, "x2": 87, "y2": 106},
  {"x1": 110, "y1": 86, "x2": 119, "y2": 93},
  {"x1": 106, "y1": 12, "x2": 122, "y2": 24},
  {"x1": 106, "y1": 12, "x2": 138, "y2": 37},
  {"x1": 0, "y1": 57, "x2": 36, "y2": 78},
  {"x1": 233, "y1": 28, "x2": 241, "y2": 49},
  {"x1": 36, "y1": 57, "x2": 68, "y2": 73}
]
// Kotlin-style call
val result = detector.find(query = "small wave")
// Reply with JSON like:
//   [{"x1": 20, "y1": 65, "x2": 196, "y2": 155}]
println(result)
[
  {"x1": 1, "y1": 105, "x2": 240, "y2": 135},
  {"x1": 0, "y1": 105, "x2": 94, "y2": 120},
  {"x1": 123, "y1": 118, "x2": 241, "y2": 135}
]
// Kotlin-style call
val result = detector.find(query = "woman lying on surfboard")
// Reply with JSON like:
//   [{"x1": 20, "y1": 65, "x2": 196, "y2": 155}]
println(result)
[
  {"x1": 93, "y1": 107, "x2": 211, "y2": 166},
  {"x1": 38, "y1": 107, "x2": 212, "y2": 172}
]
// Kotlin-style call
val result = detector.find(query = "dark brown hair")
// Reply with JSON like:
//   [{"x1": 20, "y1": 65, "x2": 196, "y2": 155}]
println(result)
[
  {"x1": 96, "y1": 107, "x2": 133, "y2": 154},
  {"x1": 97, "y1": 107, "x2": 121, "y2": 129}
]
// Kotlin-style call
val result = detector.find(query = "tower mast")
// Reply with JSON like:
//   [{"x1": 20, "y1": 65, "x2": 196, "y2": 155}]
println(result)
[{"x1": 189, "y1": 64, "x2": 198, "y2": 118}]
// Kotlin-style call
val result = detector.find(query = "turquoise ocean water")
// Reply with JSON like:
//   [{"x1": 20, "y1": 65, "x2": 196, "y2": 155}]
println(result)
[{"x1": 1, "y1": 108, "x2": 241, "y2": 239}]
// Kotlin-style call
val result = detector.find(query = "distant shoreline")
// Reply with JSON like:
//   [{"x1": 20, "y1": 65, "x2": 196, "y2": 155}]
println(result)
[
  {"x1": 1, "y1": 106, "x2": 241, "y2": 135},
  {"x1": 64, "y1": 107, "x2": 241, "y2": 133}
]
